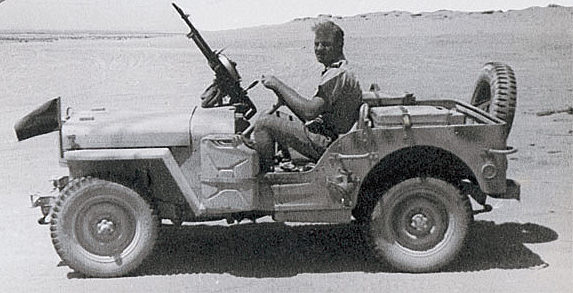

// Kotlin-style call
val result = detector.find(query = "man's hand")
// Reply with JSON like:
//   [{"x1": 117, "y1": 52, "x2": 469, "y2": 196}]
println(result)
[
  {"x1": 260, "y1": 75, "x2": 282, "y2": 91},
  {"x1": 260, "y1": 74, "x2": 325, "y2": 121},
  {"x1": 261, "y1": 74, "x2": 286, "y2": 106}
]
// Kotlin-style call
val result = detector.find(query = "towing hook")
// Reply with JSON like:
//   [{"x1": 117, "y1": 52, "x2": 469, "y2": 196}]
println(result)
[
  {"x1": 473, "y1": 203, "x2": 493, "y2": 215},
  {"x1": 38, "y1": 215, "x2": 51, "y2": 225}
]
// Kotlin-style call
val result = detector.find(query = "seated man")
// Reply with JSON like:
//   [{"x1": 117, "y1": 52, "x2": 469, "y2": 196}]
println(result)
[{"x1": 253, "y1": 21, "x2": 363, "y2": 172}]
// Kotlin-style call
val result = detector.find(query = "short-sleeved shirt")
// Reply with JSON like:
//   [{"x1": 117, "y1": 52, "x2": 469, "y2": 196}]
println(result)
[{"x1": 315, "y1": 60, "x2": 362, "y2": 134}]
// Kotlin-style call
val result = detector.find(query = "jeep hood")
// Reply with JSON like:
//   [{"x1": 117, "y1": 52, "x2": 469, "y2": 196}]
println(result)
[{"x1": 61, "y1": 108, "x2": 195, "y2": 149}]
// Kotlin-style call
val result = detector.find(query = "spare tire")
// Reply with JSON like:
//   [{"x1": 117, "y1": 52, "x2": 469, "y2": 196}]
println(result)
[{"x1": 470, "y1": 62, "x2": 517, "y2": 134}]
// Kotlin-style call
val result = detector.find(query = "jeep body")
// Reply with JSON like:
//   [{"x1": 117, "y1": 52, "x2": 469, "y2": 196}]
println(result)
[
  {"x1": 17, "y1": 4, "x2": 519, "y2": 277},
  {"x1": 51, "y1": 94, "x2": 515, "y2": 220},
  {"x1": 20, "y1": 79, "x2": 520, "y2": 277}
]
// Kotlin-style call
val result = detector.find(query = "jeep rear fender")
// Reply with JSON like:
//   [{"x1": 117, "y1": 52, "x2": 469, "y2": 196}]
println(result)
[
  {"x1": 325, "y1": 122, "x2": 509, "y2": 196},
  {"x1": 64, "y1": 148, "x2": 205, "y2": 216}
]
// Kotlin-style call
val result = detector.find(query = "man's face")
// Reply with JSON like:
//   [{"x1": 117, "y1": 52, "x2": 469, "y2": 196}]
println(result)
[{"x1": 314, "y1": 31, "x2": 339, "y2": 66}]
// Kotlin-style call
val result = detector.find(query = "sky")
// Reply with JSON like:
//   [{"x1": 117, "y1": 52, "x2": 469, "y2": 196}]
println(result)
[{"x1": 0, "y1": 0, "x2": 572, "y2": 32}]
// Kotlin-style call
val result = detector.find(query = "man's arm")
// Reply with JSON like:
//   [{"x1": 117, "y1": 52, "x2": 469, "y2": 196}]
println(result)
[{"x1": 261, "y1": 75, "x2": 325, "y2": 122}]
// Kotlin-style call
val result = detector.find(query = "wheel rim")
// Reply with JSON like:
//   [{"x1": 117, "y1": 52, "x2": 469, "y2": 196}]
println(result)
[
  {"x1": 392, "y1": 193, "x2": 448, "y2": 252},
  {"x1": 74, "y1": 196, "x2": 137, "y2": 257}
]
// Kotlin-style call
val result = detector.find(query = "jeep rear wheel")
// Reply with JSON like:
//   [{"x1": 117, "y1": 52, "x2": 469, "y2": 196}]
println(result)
[
  {"x1": 471, "y1": 62, "x2": 517, "y2": 134},
  {"x1": 50, "y1": 177, "x2": 158, "y2": 277},
  {"x1": 366, "y1": 177, "x2": 472, "y2": 272}
]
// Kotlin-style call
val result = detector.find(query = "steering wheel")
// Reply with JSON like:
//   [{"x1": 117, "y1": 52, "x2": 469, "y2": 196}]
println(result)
[{"x1": 240, "y1": 90, "x2": 285, "y2": 137}]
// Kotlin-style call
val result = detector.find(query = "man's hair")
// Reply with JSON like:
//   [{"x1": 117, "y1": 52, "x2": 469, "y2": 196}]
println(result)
[{"x1": 312, "y1": 20, "x2": 344, "y2": 49}]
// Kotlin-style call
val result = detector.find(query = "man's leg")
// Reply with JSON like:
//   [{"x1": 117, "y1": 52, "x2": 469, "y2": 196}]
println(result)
[{"x1": 252, "y1": 114, "x2": 321, "y2": 171}]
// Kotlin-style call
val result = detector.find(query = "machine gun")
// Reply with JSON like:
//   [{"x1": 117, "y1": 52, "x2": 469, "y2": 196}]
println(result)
[{"x1": 172, "y1": 3, "x2": 257, "y2": 119}]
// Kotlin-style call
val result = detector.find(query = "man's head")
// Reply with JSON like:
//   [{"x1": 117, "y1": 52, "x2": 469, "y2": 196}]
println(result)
[{"x1": 312, "y1": 21, "x2": 344, "y2": 66}]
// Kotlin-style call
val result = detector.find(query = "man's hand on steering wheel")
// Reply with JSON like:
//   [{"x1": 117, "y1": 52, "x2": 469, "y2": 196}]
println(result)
[
  {"x1": 261, "y1": 74, "x2": 286, "y2": 107},
  {"x1": 260, "y1": 74, "x2": 280, "y2": 90},
  {"x1": 260, "y1": 73, "x2": 324, "y2": 123}
]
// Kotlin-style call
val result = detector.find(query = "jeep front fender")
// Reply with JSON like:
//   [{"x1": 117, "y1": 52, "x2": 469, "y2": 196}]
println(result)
[{"x1": 64, "y1": 148, "x2": 205, "y2": 216}]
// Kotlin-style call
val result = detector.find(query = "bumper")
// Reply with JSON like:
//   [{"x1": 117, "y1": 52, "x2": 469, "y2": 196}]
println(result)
[
  {"x1": 30, "y1": 176, "x2": 68, "y2": 225},
  {"x1": 30, "y1": 193, "x2": 56, "y2": 225}
]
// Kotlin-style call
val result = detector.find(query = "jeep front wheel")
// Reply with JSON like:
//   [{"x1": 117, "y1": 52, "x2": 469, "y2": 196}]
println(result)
[
  {"x1": 50, "y1": 177, "x2": 158, "y2": 277},
  {"x1": 366, "y1": 177, "x2": 472, "y2": 272}
]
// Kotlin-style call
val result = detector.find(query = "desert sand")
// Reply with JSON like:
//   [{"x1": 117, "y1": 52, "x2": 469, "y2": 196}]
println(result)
[{"x1": 0, "y1": 5, "x2": 571, "y2": 292}]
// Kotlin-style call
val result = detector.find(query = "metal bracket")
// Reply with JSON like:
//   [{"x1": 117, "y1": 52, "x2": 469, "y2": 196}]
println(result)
[
  {"x1": 487, "y1": 146, "x2": 518, "y2": 155},
  {"x1": 473, "y1": 204, "x2": 493, "y2": 215},
  {"x1": 326, "y1": 168, "x2": 359, "y2": 207},
  {"x1": 326, "y1": 152, "x2": 379, "y2": 207},
  {"x1": 330, "y1": 152, "x2": 379, "y2": 170},
  {"x1": 30, "y1": 194, "x2": 56, "y2": 225},
  {"x1": 357, "y1": 103, "x2": 373, "y2": 143},
  {"x1": 460, "y1": 180, "x2": 494, "y2": 215}
]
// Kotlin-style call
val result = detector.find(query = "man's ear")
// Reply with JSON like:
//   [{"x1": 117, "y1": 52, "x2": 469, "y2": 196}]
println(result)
[{"x1": 335, "y1": 41, "x2": 344, "y2": 54}]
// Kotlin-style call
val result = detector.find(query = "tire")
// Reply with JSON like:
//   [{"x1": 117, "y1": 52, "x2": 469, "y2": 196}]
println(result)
[
  {"x1": 365, "y1": 177, "x2": 472, "y2": 272},
  {"x1": 470, "y1": 62, "x2": 517, "y2": 134},
  {"x1": 50, "y1": 177, "x2": 159, "y2": 277}
]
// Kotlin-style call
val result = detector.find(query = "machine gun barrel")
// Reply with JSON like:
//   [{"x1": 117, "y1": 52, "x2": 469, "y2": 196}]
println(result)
[{"x1": 172, "y1": 3, "x2": 220, "y2": 70}]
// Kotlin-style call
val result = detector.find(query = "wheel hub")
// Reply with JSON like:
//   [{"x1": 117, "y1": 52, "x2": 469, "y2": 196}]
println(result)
[
  {"x1": 96, "y1": 219, "x2": 115, "y2": 235},
  {"x1": 392, "y1": 195, "x2": 448, "y2": 251},
  {"x1": 75, "y1": 200, "x2": 137, "y2": 256},
  {"x1": 410, "y1": 213, "x2": 430, "y2": 232}
]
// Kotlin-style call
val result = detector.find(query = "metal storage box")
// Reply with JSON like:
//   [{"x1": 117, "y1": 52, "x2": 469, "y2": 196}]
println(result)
[{"x1": 370, "y1": 105, "x2": 465, "y2": 127}]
